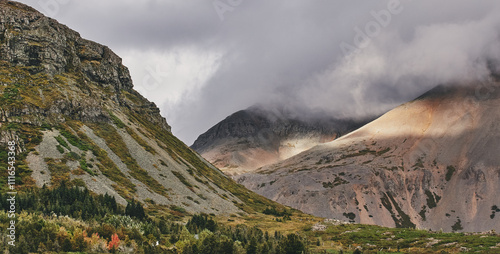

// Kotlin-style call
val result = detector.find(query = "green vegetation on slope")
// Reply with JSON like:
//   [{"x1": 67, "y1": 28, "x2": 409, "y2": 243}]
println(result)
[
  {"x1": 2, "y1": 183, "x2": 500, "y2": 253},
  {"x1": 59, "y1": 128, "x2": 91, "y2": 151},
  {"x1": 87, "y1": 122, "x2": 169, "y2": 197},
  {"x1": 0, "y1": 62, "x2": 70, "y2": 110},
  {"x1": 318, "y1": 223, "x2": 500, "y2": 253},
  {"x1": 59, "y1": 123, "x2": 137, "y2": 199},
  {"x1": 381, "y1": 192, "x2": 416, "y2": 229},
  {"x1": 0, "y1": 181, "x2": 119, "y2": 220},
  {"x1": 108, "y1": 110, "x2": 157, "y2": 154},
  {"x1": 0, "y1": 123, "x2": 43, "y2": 191},
  {"x1": 445, "y1": 165, "x2": 456, "y2": 181},
  {"x1": 0, "y1": 183, "x2": 310, "y2": 254},
  {"x1": 108, "y1": 110, "x2": 126, "y2": 128},
  {"x1": 127, "y1": 110, "x2": 284, "y2": 213},
  {"x1": 125, "y1": 125, "x2": 157, "y2": 155},
  {"x1": 45, "y1": 158, "x2": 71, "y2": 186}
]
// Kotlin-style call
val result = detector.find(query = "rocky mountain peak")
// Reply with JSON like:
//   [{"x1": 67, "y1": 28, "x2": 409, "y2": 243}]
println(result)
[
  {"x1": 0, "y1": 1, "x2": 283, "y2": 216},
  {"x1": 1, "y1": 0, "x2": 131, "y2": 88},
  {"x1": 0, "y1": 1, "x2": 170, "y2": 131},
  {"x1": 192, "y1": 105, "x2": 371, "y2": 175},
  {"x1": 237, "y1": 82, "x2": 500, "y2": 232},
  {"x1": 0, "y1": 0, "x2": 39, "y2": 13}
]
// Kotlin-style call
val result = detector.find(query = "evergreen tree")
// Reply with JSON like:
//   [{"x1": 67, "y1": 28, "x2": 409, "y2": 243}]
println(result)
[
  {"x1": 277, "y1": 234, "x2": 305, "y2": 254},
  {"x1": 200, "y1": 233, "x2": 218, "y2": 254},
  {"x1": 125, "y1": 199, "x2": 146, "y2": 219},
  {"x1": 219, "y1": 235, "x2": 234, "y2": 254},
  {"x1": 246, "y1": 238, "x2": 258, "y2": 254}
]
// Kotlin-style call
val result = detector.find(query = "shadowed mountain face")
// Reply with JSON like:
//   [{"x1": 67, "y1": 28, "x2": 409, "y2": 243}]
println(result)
[
  {"x1": 0, "y1": 0, "x2": 280, "y2": 215},
  {"x1": 192, "y1": 106, "x2": 371, "y2": 175},
  {"x1": 236, "y1": 82, "x2": 500, "y2": 232}
]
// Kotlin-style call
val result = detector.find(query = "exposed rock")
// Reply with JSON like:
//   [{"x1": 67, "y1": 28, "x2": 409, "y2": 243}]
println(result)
[
  {"x1": 0, "y1": 0, "x2": 170, "y2": 131},
  {"x1": 0, "y1": 0, "x2": 279, "y2": 216},
  {"x1": 237, "y1": 82, "x2": 500, "y2": 232},
  {"x1": 192, "y1": 105, "x2": 370, "y2": 175}
]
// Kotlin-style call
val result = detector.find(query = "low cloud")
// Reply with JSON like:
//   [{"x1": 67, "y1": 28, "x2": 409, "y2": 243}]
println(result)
[
  {"x1": 18, "y1": 0, "x2": 500, "y2": 144},
  {"x1": 298, "y1": 10, "x2": 500, "y2": 117}
]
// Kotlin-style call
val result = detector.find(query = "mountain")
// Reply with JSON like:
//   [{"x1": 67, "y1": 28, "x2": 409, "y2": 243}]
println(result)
[
  {"x1": 192, "y1": 105, "x2": 370, "y2": 175},
  {"x1": 0, "y1": 0, "x2": 278, "y2": 216},
  {"x1": 236, "y1": 81, "x2": 500, "y2": 232}
]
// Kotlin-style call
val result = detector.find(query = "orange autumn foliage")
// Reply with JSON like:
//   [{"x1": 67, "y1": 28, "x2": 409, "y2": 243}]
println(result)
[{"x1": 108, "y1": 233, "x2": 120, "y2": 250}]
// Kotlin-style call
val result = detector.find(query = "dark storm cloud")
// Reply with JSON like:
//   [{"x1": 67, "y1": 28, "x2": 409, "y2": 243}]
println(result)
[
  {"x1": 17, "y1": 0, "x2": 500, "y2": 144},
  {"x1": 24, "y1": 0, "x2": 219, "y2": 49}
]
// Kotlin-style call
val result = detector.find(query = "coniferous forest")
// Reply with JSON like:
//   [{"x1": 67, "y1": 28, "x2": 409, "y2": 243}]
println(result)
[{"x1": 0, "y1": 182, "x2": 308, "y2": 254}]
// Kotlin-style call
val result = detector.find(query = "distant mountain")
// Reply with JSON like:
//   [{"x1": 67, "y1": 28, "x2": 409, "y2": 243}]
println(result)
[
  {"x1": 192, "y1": 105, "x2": 370, "y2": 175},
  {"x1": 0, "y1": 0, "x2": 278, "y2": 215},
  {"x1": 237, "y1": 82, "x2": 500, "y2": 232}
]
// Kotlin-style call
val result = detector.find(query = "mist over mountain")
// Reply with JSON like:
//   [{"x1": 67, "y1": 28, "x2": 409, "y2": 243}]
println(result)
[
  {"x1": 192, "y1": 104, "x2": 372, "y2": 175},
  {"x1": 13, "y1": 0, "x2": 500, "y2": 145},
  {"x1": 237, "y1": 79, "x2": 500, "y2": 232}
]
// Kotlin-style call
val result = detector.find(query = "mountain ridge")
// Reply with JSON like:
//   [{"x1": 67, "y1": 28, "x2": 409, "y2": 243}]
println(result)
[
  {"x1": 192, "y1": 105, "x2": 371, "y2": 175},
  {"x1": 236, "y1": 81, "x2": 500, "y2": 232},
  {"x1": 0, "y1": 0, "x2": 280, "y2": 216}
]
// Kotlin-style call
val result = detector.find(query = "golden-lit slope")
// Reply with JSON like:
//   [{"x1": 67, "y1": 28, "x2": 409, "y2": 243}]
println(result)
[{"x1": 237, "y1": 82, "x2": 500, "y2": 232}]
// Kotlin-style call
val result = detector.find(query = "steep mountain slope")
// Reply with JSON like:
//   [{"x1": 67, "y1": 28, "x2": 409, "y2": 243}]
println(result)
[
  {"x1": 0, "y1": 0, "x2": 278, "y2": 216},
  {"x1": 237, "y1": 82, "x2": 500, "y2": 232},
  {"x1": 192, "y1": 106, "x2": 369, "y2": 175}
]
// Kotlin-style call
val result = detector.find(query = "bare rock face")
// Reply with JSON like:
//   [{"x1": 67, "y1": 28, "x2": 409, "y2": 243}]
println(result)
[
  {"x1": 0, "y1": 1, "x2": 128, "y2": 85},
  {"x1": 0, "y1": 0, "x2": 169, "y2": 131},
  {"x1": 237, "y1": 82, "x2": 500, "y2": 232},
  {"x1": 192, "y1": 105, "x2": 369, "y2": 175},
  {"x1": 0, "y1": 0, "x2": 279, "y2": 215}
]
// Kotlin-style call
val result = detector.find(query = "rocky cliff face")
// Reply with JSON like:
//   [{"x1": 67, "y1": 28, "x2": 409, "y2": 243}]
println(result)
[
  {"x1": 0, "y1": 0, "x2": 278, "y2": 215},
  {"x1": 192, "y1": 105, "x2": 369, "y2": 175},
  {"x1": 0, "y1": 0, "x2": 169, "y2": 131},
  {"x1": 237, "y1": 82, "x2": 500, "y2": 232}
]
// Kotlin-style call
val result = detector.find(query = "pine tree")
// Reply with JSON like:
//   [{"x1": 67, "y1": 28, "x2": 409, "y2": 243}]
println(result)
[
  {"x1": 246, "y1": 238, "x2": 258, "y2": 254},
  {"x1": 277, "y1": 234, "x2": 305, "y2": 254}
]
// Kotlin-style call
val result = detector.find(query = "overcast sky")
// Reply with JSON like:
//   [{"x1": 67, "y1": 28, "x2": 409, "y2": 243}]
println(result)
[{"x1": 17, "y1": 0, "x2": 500, "y2": 145}]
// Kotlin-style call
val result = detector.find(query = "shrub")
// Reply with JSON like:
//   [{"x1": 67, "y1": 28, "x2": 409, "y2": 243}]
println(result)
[
  {"x1": 56, "y1": 145, "x2": 64, "y2": 153},
  {"x1": 445, "y1": 166, "x2": 456, "y2": 181},
  {"x1": 55, "y1": 136, "x2": 69, "y2": 150}
]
